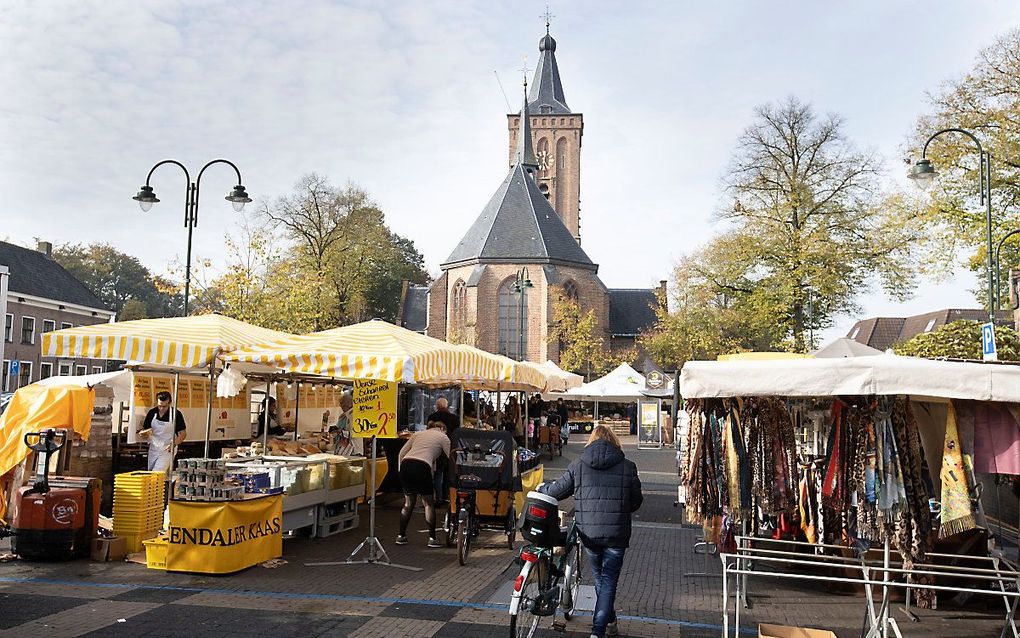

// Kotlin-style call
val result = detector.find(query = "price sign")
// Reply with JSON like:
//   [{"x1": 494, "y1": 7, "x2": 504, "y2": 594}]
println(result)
[{"x1": 352, "y1": 379, "x2": 397, "y2": 438}]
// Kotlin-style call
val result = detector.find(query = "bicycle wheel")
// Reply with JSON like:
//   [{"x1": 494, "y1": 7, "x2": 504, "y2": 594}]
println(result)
[
  {"x1": 457, "y1": 516, "x2": 471, "y2": 565},
  {"x1": 506, "y1": 506, "x2": 517, "y2": 550},
  {"x1": 560, "y1": 544, "x2": 583, "y2": 620},
  {"x1": 444, "y1": 512, "x2": 456, "y2": 547},
  {"x1": 509, "y1": 562, "x2": 543, "y2": 638}
]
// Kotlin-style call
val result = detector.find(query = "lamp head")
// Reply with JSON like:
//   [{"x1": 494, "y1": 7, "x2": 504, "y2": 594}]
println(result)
[
  {"x1": 133, "y1": 185, "x2": 159, "y2": 212},
  {"x1": 908, "y1": 158, "x2": 938, "y2": 191},
  {"x1": 226, "y1": 184, "x2": 252, "y2": 212}
]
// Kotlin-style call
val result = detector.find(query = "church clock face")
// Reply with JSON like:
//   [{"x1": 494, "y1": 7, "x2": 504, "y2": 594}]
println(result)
[{"x1": 537, "y1": 150, "x2": 555, "y2": 170}]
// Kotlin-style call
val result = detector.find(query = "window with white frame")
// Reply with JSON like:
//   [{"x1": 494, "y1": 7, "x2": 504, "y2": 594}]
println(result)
[
  {"x1": 58, "y1": 362, "x2": 71, "y2": 376},
  {"x1": 40, "y1": 362, "x2": 53, "y2": 379},
  {"x1": 92, "y1": 366, "x2": 103, "y2": 375},
  {"x1": 18, "y1": 361, "x2": 32, "y2": 388},
  {"x1": 4, "y1": 314, "x2": 11, "y2": 342},
  {"x1": 75, "y1": 365, "x2": 87, "y2": 376},
  {"x1": 21, "y1": 316, "x2": 35, "y2": 344},
  {"x1": 2, "y1": 360, "x2": 9, "y2": 391},
  {"x1": 43, "y1": 319, "x2": 56, "y2": 333},
  {"x1": 60, "y1": 322, "x2": 72, "y2": 330}
]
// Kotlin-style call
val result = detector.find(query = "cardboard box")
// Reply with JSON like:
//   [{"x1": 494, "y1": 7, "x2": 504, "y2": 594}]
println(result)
[
  {"x1": 91, "y1": 536, "x2": 129, "y2": 562},
  {"x1": 759, "y1": 624, "x2": 837, "y2": 638}
]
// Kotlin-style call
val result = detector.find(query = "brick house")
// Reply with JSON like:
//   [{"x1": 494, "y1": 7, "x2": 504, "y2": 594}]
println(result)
[
  {"x1": 845, "y1": 308, "x2": 1012, "y2": 352},
  {"x1": 397, "y1": 29, "x2": 661, "y2": 371},
  {"x1": 1, "y1": 240, "x2": 115, "y2": 392}
]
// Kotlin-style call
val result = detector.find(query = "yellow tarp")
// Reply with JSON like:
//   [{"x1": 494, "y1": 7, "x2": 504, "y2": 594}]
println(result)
[{"x1": 0, "y1": 384, "x2": 95, "y2": 521}]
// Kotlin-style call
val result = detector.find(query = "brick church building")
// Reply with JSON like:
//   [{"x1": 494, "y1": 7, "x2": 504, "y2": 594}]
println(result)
[{"x1": 399, "y1": 28, "x2": 661, "y2": 368}]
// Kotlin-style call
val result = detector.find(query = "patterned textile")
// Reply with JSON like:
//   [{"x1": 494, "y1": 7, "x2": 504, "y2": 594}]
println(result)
[{"x1": 939, "y1": 403, "x2": 976, "y2": 538}]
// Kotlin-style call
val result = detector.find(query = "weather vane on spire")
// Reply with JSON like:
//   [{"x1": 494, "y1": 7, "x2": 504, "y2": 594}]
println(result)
[{"x1": 541, "y1": 5, "x2": 554, "y2": 34}]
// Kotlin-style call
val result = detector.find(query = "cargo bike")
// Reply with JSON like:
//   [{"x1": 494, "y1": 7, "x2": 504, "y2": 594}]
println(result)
[{"x1": 444, "y1": 428, "x2": 522, "y2": 565}]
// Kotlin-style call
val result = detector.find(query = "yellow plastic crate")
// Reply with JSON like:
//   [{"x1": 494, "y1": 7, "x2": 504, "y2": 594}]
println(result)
[
  {"x1": 143, "y1": 537, "x2": 168, "y2": 570},
  {"x1": 120, "y1": 529, "x2": 161, "y2": 553}
]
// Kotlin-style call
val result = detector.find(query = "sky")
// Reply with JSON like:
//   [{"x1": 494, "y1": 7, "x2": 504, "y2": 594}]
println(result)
[{"x1": 2, "y1": 0, "x2": 1018, "y2": 342}]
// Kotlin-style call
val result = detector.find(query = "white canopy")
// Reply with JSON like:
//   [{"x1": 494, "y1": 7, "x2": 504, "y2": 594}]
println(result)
[
  {"x1": 555, "y1": 363, "x2": 647, "y2": 402},
  {"x1": 540, "y1": 360, "x2": 584, "y2": 393},
  {"x1": 679, "y1": 354, "x2": 1020, "y2": 403},
  {"x1": 813, "y1": 337, "x2": 883, "y2": 358}
]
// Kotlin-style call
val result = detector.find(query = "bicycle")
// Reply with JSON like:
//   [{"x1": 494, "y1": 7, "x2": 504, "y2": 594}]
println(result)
[{"x1": 508, "y1": 517, "x2": 583, "y2": 637}]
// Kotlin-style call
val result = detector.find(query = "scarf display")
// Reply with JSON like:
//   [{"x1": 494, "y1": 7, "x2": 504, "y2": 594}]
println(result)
[{"x1": 938, "y1": 403, "x2": 976, "y2": 538}]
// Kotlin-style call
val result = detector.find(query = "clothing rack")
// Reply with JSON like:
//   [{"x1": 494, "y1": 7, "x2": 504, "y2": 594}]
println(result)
[{"x1": 722, "y1": 535, "x2": 1020, "y2": 638}]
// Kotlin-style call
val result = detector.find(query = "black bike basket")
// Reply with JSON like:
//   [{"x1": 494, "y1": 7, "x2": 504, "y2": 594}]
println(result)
[{"x1": 521, "y1": 491, "x2": 559, "y2": 546}]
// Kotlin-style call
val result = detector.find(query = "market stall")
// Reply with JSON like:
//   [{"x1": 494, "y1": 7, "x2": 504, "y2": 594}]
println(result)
[
  {"x1": 677, "y1": 354, "x2": 1020, "y2": 637},
  {"x1": 547, "y1": 363, "x2": 665, "y2": 442}
]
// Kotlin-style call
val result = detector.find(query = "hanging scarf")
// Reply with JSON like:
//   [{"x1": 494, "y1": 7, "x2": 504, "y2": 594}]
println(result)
[
  {"x1": 799, "y1": 465, "x2": 817, "y2": 544},
  {"x1": 822, "y1": 401, "x2": 845, "y2": 505},
  {"x1": 939, "y1": 403, "x2": 976, "y2": 538}
]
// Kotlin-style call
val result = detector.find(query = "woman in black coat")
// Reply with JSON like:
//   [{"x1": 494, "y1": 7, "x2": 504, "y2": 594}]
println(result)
[{"x1": 541, "y1": 424, "x2": 642, "y2": 638}]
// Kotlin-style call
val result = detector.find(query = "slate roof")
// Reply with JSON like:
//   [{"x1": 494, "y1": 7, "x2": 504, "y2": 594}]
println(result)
[
  {"x1": 846, "y1": 308, "x2": 1012, "y2": 351},
  {"x1": 399, "y1": 285, "x2": 429, "y2": 333},
  {"x1": 0, "y1": 241, "x2": 109, "y2": 311},
  {"x1": 528, "y1": 33, "x2": 570, "y2": 114},
  {"x1": 608, "y1": 289, "x2": 658, "y2": 336},
  {"x1": 442, "y1": 162, "x2": 596, "y2": 269}
]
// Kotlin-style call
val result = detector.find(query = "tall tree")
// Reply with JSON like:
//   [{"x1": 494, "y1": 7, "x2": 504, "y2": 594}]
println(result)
[
  {"x1": 548, "y1": 291, "x2": 630, "y2": 380},
  {"x1": 911, "y1": 28, "x2": 1020, "y2": 307},
  {"x1": 693, "y1": 97, "x2": 933, "y2": 352},
  {"x1": 53, "y1": 243, "x2": 182, "y2": 318}
]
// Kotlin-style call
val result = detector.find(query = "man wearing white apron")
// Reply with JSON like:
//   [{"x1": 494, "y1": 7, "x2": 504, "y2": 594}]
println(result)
[{"x1": 141, "y1": 391, "x2": 187, "y2": 472}]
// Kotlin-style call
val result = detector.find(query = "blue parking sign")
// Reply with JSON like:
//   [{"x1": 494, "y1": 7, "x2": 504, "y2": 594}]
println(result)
[
  {"x1": 9, "y1": 360, "x2": 19, "y2": 375},
  {"x1": 982, "y1": 322, "x2": 997, "y2": 361}
]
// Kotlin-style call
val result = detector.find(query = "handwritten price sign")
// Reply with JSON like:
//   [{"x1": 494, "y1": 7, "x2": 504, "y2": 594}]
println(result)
[{"x1": 352, "y1": 379, "x2": 397, "y2": 439}]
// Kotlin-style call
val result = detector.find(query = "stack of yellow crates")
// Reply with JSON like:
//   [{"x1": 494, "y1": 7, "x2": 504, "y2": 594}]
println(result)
[{"x1": 113, "y1": 471, "x2": 165, "y2": 552}]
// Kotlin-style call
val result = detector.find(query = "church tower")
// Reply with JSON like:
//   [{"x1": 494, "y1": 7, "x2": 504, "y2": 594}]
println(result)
[{"x1": 508, "y1": 27, "x2": 583, "y2": 242}]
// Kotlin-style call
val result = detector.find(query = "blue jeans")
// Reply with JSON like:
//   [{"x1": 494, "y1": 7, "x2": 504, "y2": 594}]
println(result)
[{"x1": 585, "y1": 546, "x2": 625, "y2": 637}]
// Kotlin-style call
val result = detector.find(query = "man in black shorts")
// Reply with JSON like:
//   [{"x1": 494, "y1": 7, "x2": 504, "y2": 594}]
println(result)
[{"x1": 426, "y1": 397, "x2": 459, "y2": 505}]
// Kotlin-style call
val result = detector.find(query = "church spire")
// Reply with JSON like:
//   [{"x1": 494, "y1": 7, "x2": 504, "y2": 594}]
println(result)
[
  {"x1": 529, "y1": 24, "x2": 570, "y2": 114},
  {"x1": 515, "y1": 80, "x2": 539, "y2": 172}
]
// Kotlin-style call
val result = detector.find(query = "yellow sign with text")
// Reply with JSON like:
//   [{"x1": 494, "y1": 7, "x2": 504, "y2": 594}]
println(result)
[
  {"x1": 352, "y1": 379, "x2": 397, "y2": 438},
  {"x1": 166, "y1": 495, "x2": 282, "y2": 574}
]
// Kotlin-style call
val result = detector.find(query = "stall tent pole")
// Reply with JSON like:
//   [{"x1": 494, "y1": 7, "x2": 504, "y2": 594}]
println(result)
[
  {"x1": 671, "y1": 370, "x2": 680, "y2": 448},
  {"x1": 496, "y1": 384, "x2": 502, "y2": 427},
  {"x1": 523, "y1": 393, "x2": 529, "y2": 450},
  {"x1": 166, "y1": 372, "x2": 180, "y2": 506},
  {"x1": 595, "y1": 400, "x2": 599, "y2": 422},
  {"x1": 262, "y1": 378, "x2": 271, "y2": 450},
  {"x1": 459, "y1": 385, "x2": 464, "y2": 428},
  {"x1": 203, "y1": 354, "x2": 217, "y2": 458},
  {"x1": 293, "y1": 381, "x2": 301, "y2": 441}
]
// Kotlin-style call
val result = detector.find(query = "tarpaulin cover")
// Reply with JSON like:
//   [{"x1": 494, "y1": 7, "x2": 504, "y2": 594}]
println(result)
[
  {"x1": 0, "y1": 384, "x2": 95, "y2": 521},
  {"x1": 679, "y1": 355, "x2": 1020, "y2": 402}
]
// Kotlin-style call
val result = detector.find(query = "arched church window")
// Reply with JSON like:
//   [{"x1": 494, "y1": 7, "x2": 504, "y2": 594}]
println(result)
[
  {"x1": 498, "y1": 278, "x2": 528, "y2": 360},
  {"x1": 451, "y1": 279, "x2": 467, "y2": 335},
  {"x1": 563, "y1": 280, "x2": 578, "y2": 303}
]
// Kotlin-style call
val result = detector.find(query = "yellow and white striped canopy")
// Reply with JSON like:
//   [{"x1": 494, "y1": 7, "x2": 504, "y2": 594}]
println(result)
[
  {"x1": 222, "y1": 320, "x2": 512, "y2": 385},
  {"x1": 41, "y1": 314, "x2": 295, "y2": 369},
  {"x1": 458, "y1": 349, "x2": 548, "y2": 391}
]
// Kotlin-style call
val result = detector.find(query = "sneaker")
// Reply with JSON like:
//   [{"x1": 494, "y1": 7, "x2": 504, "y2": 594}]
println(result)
[
  {"x1": 607, "y1": 621, "x2": 619, "y2": 637},
  {"x1": 427, "y1": 537, "x2": 442, "y2": 548},
  {"x1": 395, "y1": 535, "x2": 408, "y2": 545}
]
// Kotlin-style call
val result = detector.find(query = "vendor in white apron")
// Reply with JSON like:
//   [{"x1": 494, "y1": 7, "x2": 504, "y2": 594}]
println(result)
[{"x1": 140, "y1": 391, "x2": 187, "y2": 472}]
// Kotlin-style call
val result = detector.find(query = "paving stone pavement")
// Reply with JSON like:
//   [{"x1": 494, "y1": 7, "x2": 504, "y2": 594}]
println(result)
[{"x1": 0, "y1": 436, "x2": 1011, "y2": 637}]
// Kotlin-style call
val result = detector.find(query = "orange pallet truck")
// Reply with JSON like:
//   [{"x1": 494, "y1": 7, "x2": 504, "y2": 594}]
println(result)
[{"x1": 5, "y1": 429, "x2": 100, "y2": 560}]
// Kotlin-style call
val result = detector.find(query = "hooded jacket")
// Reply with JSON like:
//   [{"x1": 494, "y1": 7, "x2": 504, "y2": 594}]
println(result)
[{"x1": 541, "y1": 439, "x2": 643, "y2": 548}]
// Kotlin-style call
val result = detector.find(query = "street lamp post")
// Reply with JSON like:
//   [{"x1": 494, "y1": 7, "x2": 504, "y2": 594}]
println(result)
[
  {"x1": 909, "y1": 128, "x2": 994, "y2": 322},
  {"x1": 133, "y1": 159, "x2": 252, "y2": 316},
  {"x1": 510, "y1": 267, "x2": 534, "y2": 361},
  {"x1": 995, "y1": 229, "x2": 1020, "y2": 311}
]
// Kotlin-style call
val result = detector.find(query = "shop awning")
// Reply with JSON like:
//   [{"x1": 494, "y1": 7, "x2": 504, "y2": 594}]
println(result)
[
  {"x1": 679, "y1": 354, "x2": 1020, "y2": 402},
  {"x1": 41, "y1": 314, "x2": 295, "y2": 368},
  {"x1": 223, "y1": 319, "x2": 515, "y2": 386}
]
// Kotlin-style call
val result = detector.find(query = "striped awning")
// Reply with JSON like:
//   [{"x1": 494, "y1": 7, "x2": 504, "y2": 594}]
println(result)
[
  {"x1": 41, "y1": 314, "x2": 295, "y2": 369},
  {"x1": 222, "y1": 320, "x2": 513, "y2": 386},
  {"x1": 460, "y1": 350, "x2": 549, "y2": 391}
]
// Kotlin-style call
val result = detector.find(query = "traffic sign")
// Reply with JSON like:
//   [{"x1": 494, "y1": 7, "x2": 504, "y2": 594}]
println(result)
[
  {"x1": 982, "y1": 322, "x2": 998, "y2": 362},
  {"x1": 9, "y1": 359, "x2": 19, "y2": 375}
]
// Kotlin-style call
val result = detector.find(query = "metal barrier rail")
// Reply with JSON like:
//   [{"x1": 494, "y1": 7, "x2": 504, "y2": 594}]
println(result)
[{"x1": 721, "y1": 537, "x2": 1020, "y2": 638}]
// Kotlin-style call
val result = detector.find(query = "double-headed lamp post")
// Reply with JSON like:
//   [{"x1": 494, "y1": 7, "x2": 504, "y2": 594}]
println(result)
[
  {"x1": 909, "y1": 128, "x2": 994, "y2": 322},
  {"x1": 133, "y1": 159, "x2": 252, "y2": 316},
  {"x1": 510, "y1": 267, "x2": 534, "y2": 361}
]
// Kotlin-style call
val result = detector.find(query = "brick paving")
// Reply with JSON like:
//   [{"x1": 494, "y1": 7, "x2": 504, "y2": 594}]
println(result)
[{"x1": 0, "y1": 436, "x2": 1011, "y2": 637}]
